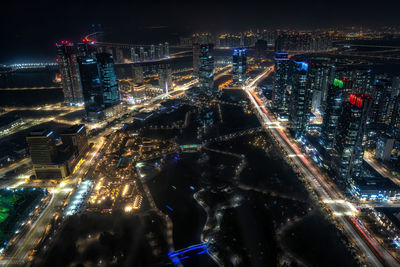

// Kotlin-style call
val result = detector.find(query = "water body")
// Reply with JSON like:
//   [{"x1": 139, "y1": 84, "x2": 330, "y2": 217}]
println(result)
[
  {"x1": 141, "y1": 91, "x2": 359, "y2": 266},
  {"x1": 0, "y1": 68, "x2": 63, "y2": 107}
]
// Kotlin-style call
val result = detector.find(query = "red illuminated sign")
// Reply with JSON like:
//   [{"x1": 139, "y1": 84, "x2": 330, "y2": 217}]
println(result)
[{"x1": 349, "y1": 94, "x2": 371, "y2": 108}]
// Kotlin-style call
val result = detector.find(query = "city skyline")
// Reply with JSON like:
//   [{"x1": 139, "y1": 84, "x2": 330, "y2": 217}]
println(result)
[{"x1": 1, "y1": 0, "x2": 400, "y2": 63}]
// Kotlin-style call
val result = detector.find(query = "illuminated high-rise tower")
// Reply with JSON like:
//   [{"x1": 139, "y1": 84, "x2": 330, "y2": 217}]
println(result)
[
  {"x1": 333, "y1": 94, "x2": 373, "y2": 181},
  {"x1": 272, "y1": 52, "x2": 291, "y2": 120},
  {"x1": 56, "y1": 41, "x2": 83, "y2": 104},
  {"x1": 150, "y1": 45, "x2": 155, "y2": 59},
  {"x1": 192, "y1": 43, "x2": 200, "y2": 77},
  {"x1": 232, "y1": 48, "x2": 247, "y2": 85},
  {"x1": 198, "y1": 44, "x2": 214, "y2": 91},
  {"x1": 158, "y1": 64, "x2": 172, "y2": 93},
  {"x1": 289, "y1": 61, "x2": 313, "y2": 136},
  {"x1": 77, "y1": 39, "x2": 97, "y2": 57},
  {"x1": 78, "y1": 53, "x2": 120, "y2": 121},
  {"x1": 321, "y1": 78, "x2": 345, "y2": 151},
  {"x1": 164, "y1": 42, "x2": 170, "y2": 57}
]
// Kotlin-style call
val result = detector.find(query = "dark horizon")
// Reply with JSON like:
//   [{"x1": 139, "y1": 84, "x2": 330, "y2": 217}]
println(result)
[{"x1": 1, "y1": 0, "x2": 400, "y2": 63}]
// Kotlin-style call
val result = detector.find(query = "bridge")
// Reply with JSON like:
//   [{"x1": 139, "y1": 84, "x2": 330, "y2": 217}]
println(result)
[
  {"x1": 202, "y1": 126, "x2": 264, "y2": 145},
  {"x1": 168, "y1": 243, "x2": 208, "y2": 265}
]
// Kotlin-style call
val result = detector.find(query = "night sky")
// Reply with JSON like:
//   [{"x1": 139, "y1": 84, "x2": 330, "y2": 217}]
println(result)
[{"x1": 1, "y1": 0, "x2": 399, "y2": 64}]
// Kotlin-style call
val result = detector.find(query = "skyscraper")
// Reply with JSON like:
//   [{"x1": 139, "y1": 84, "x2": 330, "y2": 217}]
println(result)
[
  {"x1": 369, "y1": 78, "x2": 396, "y2": 137},
  {"x1": 150, "y1": 45, "x2": 155, "y2": 59},
  {"x1": 232, "y1": 48, "x2": 247, "y2": 85},
  {"x1": 333, "y1": 94, "x2": 373, "y2": 182},
  {"x1": 272, "y1": 52, "x2": 291, "y2": 120},
  {"x1": 61, "y1": 124, "x2": 89, "y2": 157},
  {"x1": 26, "y1": 130, "x2": 58, "y2": 165},
  {"x1": 56, "y1": 41, "x2": 83, "y2": 104},
  {"x1": 192, "y1": 43, "x2": 200, "y2": 77},
  {"x1": 132, "y1": 65, "x2": 144, "y2": 84},
  {"x1": 198, "y1": 44, "x2": 214, "y2": 92},
  {"x1": 321, "y1": 78, "x2": 345, "y2": 151},
  {"x1": 164, "y1": 42, "x2": 170, "y2": 57},
  {"x1": 158, "y1": 64, "x2": 172, "y2": 93},
  {"x1": 289, "y1": 61, "x2": 312, "y2": 136},
  {"x1": 97, "y1": 53, "x2": 120, "y2": 107},
  {"x1": 158, "y1": 44, "x2": 164, "y2": 58},
  {"x1": 78, "y1": 53, "x2": 120, "y2": 121},
  {"x1": 115, "y1": 48, "x2": 124, "y2": 63},
  {"x1": 77, "y1": 56, "x2": 102, "y2": 115},
  {"x1": 139, "y1": 47, "x2": 145, "y2": 61},
  {"x1": 26, "y1": 130, "x2": 70, "y2": 179},
  {"x1": 77, "y1": 39, "x2": 97, "y2": 58}
]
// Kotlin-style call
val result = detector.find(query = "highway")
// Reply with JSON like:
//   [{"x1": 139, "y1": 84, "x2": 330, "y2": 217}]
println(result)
[
  {"x1": 364, "y1": 152, "x2": 400, "y2": 187},
  {"x1": 4, "y1": 191, "x2": 65, "y2": 265},
  {"x1": 0, "y1": 158, "x2": 31, "y2": 178},
  {"x1": 244, "y1": 67, "x2": 399, "y2": 267}
]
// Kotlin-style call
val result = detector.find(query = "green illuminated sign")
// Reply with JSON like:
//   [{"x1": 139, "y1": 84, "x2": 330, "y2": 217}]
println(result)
[{"x1": 333, "y1": 78, "x2": 344, "y2": 88}]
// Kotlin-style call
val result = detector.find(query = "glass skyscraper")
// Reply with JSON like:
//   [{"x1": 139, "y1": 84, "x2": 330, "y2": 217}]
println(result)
[
  {"x1": 289, "y1": 61, "x2": 313, "y2": 137},
  {"x1": 198, "y1": 44, "x2": 214, "y2": 92},
  {"x1": 56, "y1": 41, "x2": 83, "y2": 105},
  {"x1": 272, "y1": 52, "x2": 291, "y2": 120},
  {"x1": 232, "y1": 48, "x2": 247, "y2": 85},
  {"x1": 332, "y1": 94, "x2": 373, "y2": 182},
  {"x1": 78, "y1": 53, "x2": 120, "y2": 121},
  {"x1": 321, "y1": 79, "x2": 345, "y2": 151}
]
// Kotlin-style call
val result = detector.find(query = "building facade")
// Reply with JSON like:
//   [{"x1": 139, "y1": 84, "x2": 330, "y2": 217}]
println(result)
[
  {"x1": 232, "y1": 48, "x2": 247, "y2": 85},
  {"x1": 332, "y1": 94, "x2": 373, "y2": 182},
  {"x1": 272, "y1": 52, "x2": 291, "y2": 120},
  {"x1": 198, "y1": 44, "x2": 214, "y2": 92},
  {"x1": 56, "y1": 41, "x2": 83, "y2": 104},
  {"x1": 289, "y1": 61, "x2": 313, "y2": 136}
]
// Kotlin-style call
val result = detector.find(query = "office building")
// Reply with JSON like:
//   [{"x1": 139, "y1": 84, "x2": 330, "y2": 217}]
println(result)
[
  {"x1": 26, "y1": 130, "x2": 58, "y2": 165},
  {"x1": 150, "y1": 45, "x2": 155, "y2": 59},
  {"x1": 193, "y1": 43, "x2": 200, "y2": 77},
  {"x1": 56, "y1": 41, "x2": 83, "y2": 104},
  {"x1": 77, "y1": 39, "x2": 97, "y2": 57},
  {"x1": 132, "y1": 65, "x2": 144, "y2": 84},
  {"x1": 272, "y1": 52, "x2": 291, "y2": 120},
  {"x1": 158, "y1": 64, "x2": 172, "y2": 93},
  {"x1": 26, "y1": 130, "x2": 68, "y2": 179},
  {"x1": 369, "y1": 78, "x2": 396, "y2": 138},
  {"x1": 232, "y1": 48, "x2": 247, "y2": 85},
  {"x1": 115, "y1": 48, "x2": 124, "y2": 63},
  {"x1": 333, "y1": 94, "x2": 373, "y2": 182},
  {"x1": 97, "y1": 53, "x2": 120, "y2": 106},
  {"x1": 158, "y1": 44, "x2": 163, "y2": 58},
  {"x1": 289, "y1": 61, "x2": 312, "y2": 136},
  {"x1": 139, "y1": 47, "x2": 145, "y2": 61},
  {"x1": 78, "y1": 53, "x2": 120, "y2": 121},
  {"x1": 321, "y1": 79, "x2": 345, "y2": 151},
  {"x1": 61, "y1": 124, "x2": 89, "y2": 157},
  {"x1": 198, "y1": 44, "x2": 214, "y2": 92},
  {"x1": 375, "y1": 135, "x2": 394, "y2": 161},
  {"x1": 130, "y1": 48, "x2": 137, "y2": 62},
  {"x1": 164, "y1": 42, "x2": 170, "y2": 57}
]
